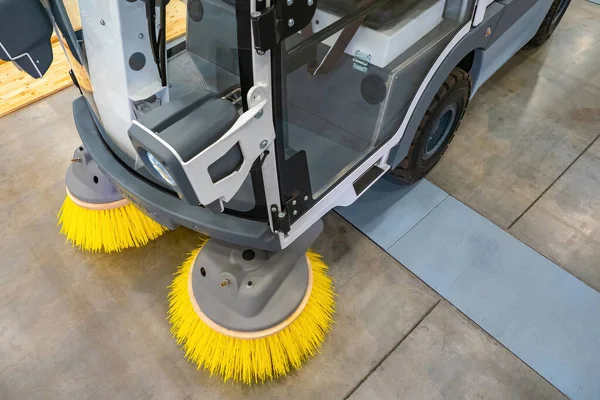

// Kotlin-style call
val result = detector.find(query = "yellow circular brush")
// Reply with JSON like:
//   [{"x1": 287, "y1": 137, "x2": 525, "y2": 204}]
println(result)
[
  {"x1": 167, "y1": 241, "x2": 335, "y2": 384},
  {"x1": 57, "y1": 189, "x2": 168, "y2": 253}
]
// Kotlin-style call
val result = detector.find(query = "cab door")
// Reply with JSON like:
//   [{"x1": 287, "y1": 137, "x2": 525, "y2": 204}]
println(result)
[{"x1": 268, "y1": 0, "x2": 476, "y2": 227}]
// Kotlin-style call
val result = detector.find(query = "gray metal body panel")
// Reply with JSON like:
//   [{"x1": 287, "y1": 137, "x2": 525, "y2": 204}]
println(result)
[
  {"x1": 473, "y1": 0, "x2": 552, "y2": 92},
  {"x1": 72, "y1": 96, "x2": 280, "y2": 251},
  {"x1": 389, "y1": 0, "x2": 551, "y2": 169},
  {"x1": 490, "y1": 0, "x2": 540, "y2": 47}
]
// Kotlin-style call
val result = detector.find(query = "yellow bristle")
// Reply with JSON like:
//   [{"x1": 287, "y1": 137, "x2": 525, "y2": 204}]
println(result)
[
  {"x1": 167, "y1": 240, "x2": 335, "y2": 384},
  {"x1": 57, "y1": 195, "x2": 168, "y2": 253}
]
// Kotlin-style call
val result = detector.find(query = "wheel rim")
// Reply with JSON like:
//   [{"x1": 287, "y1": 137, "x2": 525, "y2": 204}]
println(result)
[
  {"x1": 423, "y1": 103, "x2": 457, "y2": 160},
  {"x1": 553, "y1": 0, "x2": 570, "y2": 25}
]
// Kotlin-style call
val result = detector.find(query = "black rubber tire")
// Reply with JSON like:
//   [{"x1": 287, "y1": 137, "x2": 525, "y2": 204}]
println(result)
[
  {"x1": 528, "y1": 0, "x2": 571, "y2": 47},
  {"x1": 392, "y1": 68, "x2": 471, "y2": 184}
]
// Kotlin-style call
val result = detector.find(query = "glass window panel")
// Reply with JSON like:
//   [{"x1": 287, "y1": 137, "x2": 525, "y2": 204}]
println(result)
[{"x1": 280, "y1": 0, "x2": 475, "y2": 197}]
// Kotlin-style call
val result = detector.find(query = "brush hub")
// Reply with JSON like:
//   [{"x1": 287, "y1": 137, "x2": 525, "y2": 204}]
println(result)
[
  {"x1": 190, "y1": 240, "x2": 311, "y2": 334},
  {"x1": 189, "y1": 221, "x2": 322, "y2": 334},
  {"x1": 65, "y1": 145, "x2": 123, "y2": 205}
]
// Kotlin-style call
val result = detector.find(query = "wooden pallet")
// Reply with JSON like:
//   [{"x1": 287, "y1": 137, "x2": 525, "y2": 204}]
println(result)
[{"x1": 0, "y1": 1, "x2": 187, "y2": 118}]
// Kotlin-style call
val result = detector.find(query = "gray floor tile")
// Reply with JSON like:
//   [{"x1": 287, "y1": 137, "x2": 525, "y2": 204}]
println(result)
[
  {"x1": 428, "y1": 73, "x2": 593, "y2": 228},
  {"x1": 429, "y1": 0, "x2": 600, "y2": 228},
  {"x1": 0, "y1": 205, "x2": 439, "y2": 399},
  {"x1": 0, "y1": 100, "x2": 61, "y2": 145},
  {"x1": 336, "y1": 176, "x2": 448, "y2": 250},
  {"x1": 487, "y1": 52, "x2": 600, "y2": 137},
  {"x1": 44, "y1": 86, "x2": 80, "y2": 117},
  {"x1": 388, "y1": 197, "x2": 600, "y2": 399},
  {"x1": 564, "y1": 0, "x2": 600, "y2": 37},
  {"x1": 510, "y1": 139, "x2": 600, "y2": 292},
  {"x1": 348, "y1": 301, "x2": 567, "y2": 400},
  {"x1": 520, "y1": 0, "x2": 600, "y2": 88},
  {"x1": 0, "y1": 95, "x2": 81, "y2": 208}
]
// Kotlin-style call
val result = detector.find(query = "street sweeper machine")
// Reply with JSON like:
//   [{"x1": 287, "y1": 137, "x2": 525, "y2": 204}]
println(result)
[{"x1": 1, "y1": 0, "x2": 569, "y2": 384}]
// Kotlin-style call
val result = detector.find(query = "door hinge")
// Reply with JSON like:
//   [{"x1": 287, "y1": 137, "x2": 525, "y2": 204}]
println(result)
[
  {"x1": 353, "y1": 50, "x2": 371, "y2": 73},
  {"x1": 251, "y1": 0, "x2": 317, "y2": 53},
  {"x1": 251, "y1": 7, "x2": 278, "y2": 54},
  {"x1": 271, "y1": 204, "x2": 291, "y2": 234},
  {"x1": 269, "y1": 190, "x2": 312, "y2": 234}
]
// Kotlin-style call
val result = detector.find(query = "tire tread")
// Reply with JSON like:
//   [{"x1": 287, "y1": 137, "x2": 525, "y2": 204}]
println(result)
[{"x1": 392, "y1": 68, "x2": 470, "y2": 183}]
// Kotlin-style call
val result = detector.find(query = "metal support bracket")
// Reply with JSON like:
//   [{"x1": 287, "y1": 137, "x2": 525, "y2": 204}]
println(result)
[
  {"x1": 270, "y1": 205, "x2": 290, "y2": 234},
  {"x1": 353, "y1": 50, "x2": 371, "y2": 73},
  {"x1": 269, "y1": 189, "x2": 312, "y2": 233},
  {"x1": 251, "y1": 0, "x2": 317, "y2": 53}
]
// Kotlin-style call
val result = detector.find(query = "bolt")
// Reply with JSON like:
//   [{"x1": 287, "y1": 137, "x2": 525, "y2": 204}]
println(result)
[
  {"x1": 220, "y1": 279, "x2": 230, "y2": 287},
  {"x1": 293, "y1": 210, "x2": 298, "y2": 216},
  {"x1": 271, "y1": 206, "x2": 278, "y2": 212},
  {"x1": 257, "y1": 49, "x2": 265, "y2": 55},
  {"x1": 255, "y1": 109, "x2": 264, "y2": 119},
  {"x1": 292, "y1": 200, "x2": 297, "y2": 206},
  {"x1": 307, "y1": 0, "x2": 314, "y2": 5},
  {"x1": 288, "y1": 18, "x2": 295, "y2": 27},
  {"x1": 260, "y1": 139, "x2": 268, "y2": 149},
  {"x1": 251, "y1": 11, "x2": 261, "y2": 18},
  {"x1": 100, "y1": 19, "x2": 105, "y2": 25},
  {"x1": 278, "y1": 211, "x2": 286, "y2": 219},
  {"x1": 286, "y1": 0, "x2": 293, "y2": 5},
  {"x1": 304, "y1": 195, "x2": 309, "y2": 201},
  {"x1": 138, "y1": 33, "x2": 144, "y2": 39}
]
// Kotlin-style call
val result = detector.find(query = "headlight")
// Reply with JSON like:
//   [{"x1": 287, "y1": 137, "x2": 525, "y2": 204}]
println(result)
[{"x1": 147, "y1": 152, "x2": 176, "y2": 186}]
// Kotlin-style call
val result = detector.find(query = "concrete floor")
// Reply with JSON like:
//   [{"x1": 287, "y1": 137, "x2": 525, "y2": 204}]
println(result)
[
  {"x1": 2, "y1": 1, "x2": 598, "y2": 398},
  {"x1": 0, "y1": 186, "x2": 565, "y2": 399},
  {"x1": 0, "y1": 91, "x2": 564, "y2": 398},
  {"x1": 429, "y1": 0, "x2": 600, "y2": 292}
]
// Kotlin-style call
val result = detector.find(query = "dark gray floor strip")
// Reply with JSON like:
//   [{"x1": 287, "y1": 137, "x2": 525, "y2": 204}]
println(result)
[{"x1": 338, "y1": 181, "x2": 600, "y2": 400}]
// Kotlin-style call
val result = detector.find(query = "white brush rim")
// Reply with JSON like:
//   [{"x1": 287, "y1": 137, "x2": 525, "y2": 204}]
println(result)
[{"x1": 66, "y1": 187, "x2": 129, "y2": 211}]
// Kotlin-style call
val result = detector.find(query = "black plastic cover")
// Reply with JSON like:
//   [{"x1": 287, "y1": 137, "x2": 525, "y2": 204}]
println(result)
[{"x1": 0, "y1": 0, "x2": 53, "y2": 78}]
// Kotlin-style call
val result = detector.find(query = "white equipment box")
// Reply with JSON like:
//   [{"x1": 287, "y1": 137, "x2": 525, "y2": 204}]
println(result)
[{"x1": 311, "y1": 0, "x2": 446, "y2": 68}]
